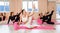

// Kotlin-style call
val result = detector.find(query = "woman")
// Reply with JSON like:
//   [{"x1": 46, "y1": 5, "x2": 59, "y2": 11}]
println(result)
[
  {"x1": 7, "y1": 11, "x2": 22, "y2": 24},
  {"x1": 3, "y1": 13, "x2": 6, "y2": 21},
  {"x1": 21, "y1": 10, "x2": 33, "y2": 28},
  {"x1": 7, "y1": 12, "x2": 16, "y2": 24},
  {"x1": 21, "y1": 5, "x2": 35, "y2": 28},
  {"x1": 40, "y1": 11, "x2": 54, "y2": 24},
  {"x1": 0, "y1": 13, "x2": 3, "y2": 21}
]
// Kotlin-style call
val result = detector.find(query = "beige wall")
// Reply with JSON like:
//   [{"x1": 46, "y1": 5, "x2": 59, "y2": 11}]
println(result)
[
  {"x1": 9, "y1": 0, "x2": 48, "y2": 20},
  {"x1": 48, "y1": 1, "x2": 56, "y2": 19},
  {"x1": 56, "y1": 0, "x2": 60, "y2": 3},
  {"x1": 5, "y1": 0, "x2": 22, "y2": 20},
  {"x1": 9, "y1": 0, "x2": 22, "y2": 13},
  {"x1": 38, "y1": 0, "x2": 48, "y2": 14},
  {"x1": 3, "y1": 0, "x2": 56, "y2": 20}
]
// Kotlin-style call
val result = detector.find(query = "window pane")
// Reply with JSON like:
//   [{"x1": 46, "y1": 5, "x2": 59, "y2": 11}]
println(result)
[
  {"x1": 0, "y1": 6, "x2": 4, "y2": 11},
  {"x1": 5, "y1": 2, "x2": 9, "y2": 6},
  {"x1": 0, "y1": 1, "x2": 4, "y2": 5},
  {"x1": 56, "y1": 4, "x2": 60, "y2": 19},
  {"x1": 56, "y1": 4, "x2": 60, "y2": 13},
  {"x1": 28, "y1": 1, "x2": 32, "y2": 11},
  {"x1": 5, "y1": 6, "x2": 9, "y2": 11},
  {"x1": 0, "y1": 1, "x2": 10, "y2": 12},
  {"x1": 22, "y1": 1, "x2": 27, "y2": 11},
  {"x1": 5, "y1": 2, "x2": 10, "y2": 11},
  {"x1": 0, "y1": 1, "x2": 4, "y2": 11},
  {"x1": 33, "y1": 1, "x2": 38, "y2": 11},
  {"x1": 22, "y1": 0, "x2": 38, "y2": 12}
]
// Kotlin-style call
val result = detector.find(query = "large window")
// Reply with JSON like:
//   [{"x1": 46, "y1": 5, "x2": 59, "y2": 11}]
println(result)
[
  {"x1": 56, "y1": 4, "x2": 60, "y2": 19},
  {"x1": 0, "y1": 0, "x2": 10, "y2": 12},
  {"x1": 22, "y1": 0, "x2": 38, "y2": 12}
]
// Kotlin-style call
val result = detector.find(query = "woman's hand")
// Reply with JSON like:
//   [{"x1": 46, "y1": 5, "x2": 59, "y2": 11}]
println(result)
[{"x1": 28, "y1": 5, "x2": 35, "y2": 17}]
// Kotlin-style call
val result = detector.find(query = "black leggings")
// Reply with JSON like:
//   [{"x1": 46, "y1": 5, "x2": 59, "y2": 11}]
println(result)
[
  {"x1": 42, "y1": 20, "x2": 54, "y2": 24},
  {"x1": 46, "y1": 21, "x2": 54, "y2": 24}
]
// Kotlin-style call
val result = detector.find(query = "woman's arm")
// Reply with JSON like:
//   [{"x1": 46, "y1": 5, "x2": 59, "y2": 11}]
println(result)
[
  {"x1": 29, "y1": 10, "x2": 34, "y2": 17},
  {"x1": 28, "y1": 4, "x2": 35, "y2": 17},
  {"x1": 7, "y1": 16, "x2": 11, "y2": 24},
  {"x1": 19, "y1": 13, "x2": 22, "y2": 24},
  {"x1": 17, "y1": 12, "x2": 22, "y2": 16}
]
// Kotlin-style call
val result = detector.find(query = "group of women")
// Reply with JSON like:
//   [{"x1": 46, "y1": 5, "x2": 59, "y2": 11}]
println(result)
[
  {"x1": 0, "y1": 5, "x2": 55, "y2": 29},
  {"x1": 7, "y1": 5, "x2": 35, "y2": 28}
]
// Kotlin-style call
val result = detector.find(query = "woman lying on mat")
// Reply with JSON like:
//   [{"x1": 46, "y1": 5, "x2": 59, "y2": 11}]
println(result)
[
  {"x1": 20, "y1": 5, "x2": 37, "y2": 28},
  {"x1": 0, "y1": 13, "x2": 3, "y2": 22},
  {"x1": 7, "y1": 11, "x2": 22, "y2": 24},
  {"x1": 7, "y1": 12, "x2": 16, "y2": 24},
  {"x1": 0, "y1": 13, "x2": 6, "y2": 21},
  {"x1": 40, "y1": 10, "x2": 54, "y2": 25},
  {"x1": 3, "y1": 13, "x2": 6, "y2": 21},
  {"x1": 13, "y1": 7, "x2": 34, "y2": 30}
]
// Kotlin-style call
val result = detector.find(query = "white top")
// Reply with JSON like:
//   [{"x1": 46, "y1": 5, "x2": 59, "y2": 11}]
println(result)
[{"x1": 22, "y1": 15, "x2": 28, "y2": 22}]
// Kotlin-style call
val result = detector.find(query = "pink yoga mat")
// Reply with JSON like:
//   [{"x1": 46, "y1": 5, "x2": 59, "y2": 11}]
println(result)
[
  {"x1": 37, "y1": 18, "x2": 42, "y2": 25},
  {"x1": 14, "y1": 22, "x2": 20, "y2": 30}
]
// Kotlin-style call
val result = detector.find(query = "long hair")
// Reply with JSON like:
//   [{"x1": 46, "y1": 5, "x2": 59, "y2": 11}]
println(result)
[
  {"x1": 10, "y1": 12, "x2": 14, "y2": 16},
  {"x1": 1, "y1": 13, "x2": 3, "y2": 16},
  {"x1": 21, "y1": 9, "x2": 25, "y2": 14}
]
